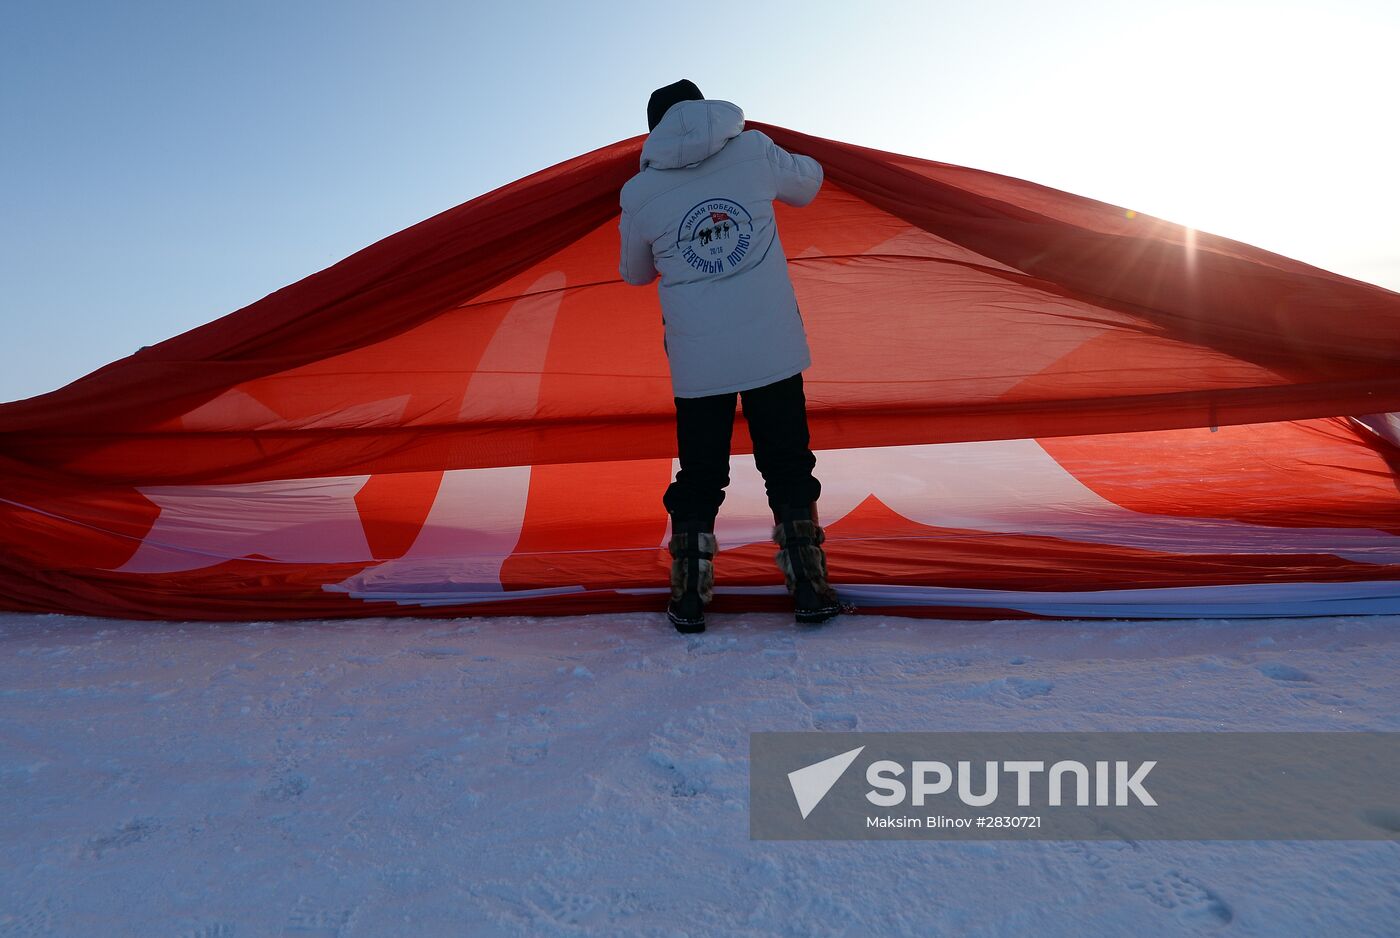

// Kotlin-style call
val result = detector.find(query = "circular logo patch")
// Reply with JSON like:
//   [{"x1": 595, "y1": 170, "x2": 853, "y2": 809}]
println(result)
[{"x1": 674, "y1": 198, "x2": 754, "y2": 275}]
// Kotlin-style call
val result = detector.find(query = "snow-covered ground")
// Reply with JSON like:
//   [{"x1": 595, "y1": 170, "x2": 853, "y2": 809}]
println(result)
[{"x1": 2, "y1": 610, "x2": 1398, "y2": 936}]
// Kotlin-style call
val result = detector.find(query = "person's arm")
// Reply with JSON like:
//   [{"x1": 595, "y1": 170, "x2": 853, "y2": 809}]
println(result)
[
  {"x1": 764, "y1": 135, "x2": 824, "y2": 207},
  {"x1": 618, "y1": 204, "x2": 658, "y2": 286}
]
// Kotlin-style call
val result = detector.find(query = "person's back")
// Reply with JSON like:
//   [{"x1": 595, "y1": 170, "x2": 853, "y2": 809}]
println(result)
[
  {"x1": 619, "y1": 98, "x2": 823, "y2": 398},
  {"x1": 618, "y1": 80, "x2": 841, "y2": 633}
]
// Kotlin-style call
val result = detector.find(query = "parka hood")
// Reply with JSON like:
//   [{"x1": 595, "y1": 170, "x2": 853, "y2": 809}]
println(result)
[{"x1": 639, "y1": 100, "x2": 745, "y2": 171}]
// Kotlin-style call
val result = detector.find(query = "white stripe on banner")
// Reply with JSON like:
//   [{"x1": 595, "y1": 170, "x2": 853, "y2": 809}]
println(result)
[{"x1": 833, "y1": 580, "x2": 1400, "y2": 618}]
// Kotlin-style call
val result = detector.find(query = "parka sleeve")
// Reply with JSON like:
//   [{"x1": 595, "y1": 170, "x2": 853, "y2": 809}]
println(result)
[
  {"x1": 618, "y1": 203, "x2": 658, "y2": 286},
  {"x1": 764, "y1": 136, "x2": 824, "y2": 207}
]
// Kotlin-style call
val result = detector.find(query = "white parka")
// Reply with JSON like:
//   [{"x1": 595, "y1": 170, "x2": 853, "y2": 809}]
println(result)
[{"x1": 618, "y1": 100, "x2": 824, "y2": 398}]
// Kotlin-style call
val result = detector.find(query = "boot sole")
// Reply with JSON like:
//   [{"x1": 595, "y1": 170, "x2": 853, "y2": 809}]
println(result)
[
  {"x1": 667, "y1": 610, "x2": 706, "y2": 633},
  {"x1": 795, "y1": 604, "x2": 842, "y2": 625}
]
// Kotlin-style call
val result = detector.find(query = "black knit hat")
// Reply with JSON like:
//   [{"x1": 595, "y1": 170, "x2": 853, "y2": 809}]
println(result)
[{"x1": 647, "y1": 79, "x2": 704, "y2": 131}]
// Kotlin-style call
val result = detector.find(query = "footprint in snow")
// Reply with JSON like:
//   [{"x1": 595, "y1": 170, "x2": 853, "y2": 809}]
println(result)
[
  {"x1": 1130, "y1": 870, "x2": 1233, "y2": 929},
  {"x1": 260, "y1": 771, "x2": 308, "y2": 802},
  {"x1": 176, "y1": 925, "x2": 235, "y2": 938},
  {"x1": 508, "y1": 740, "x2": 549, "y2": 765},
  {"x1": 86, "y1": 817, "x2": 160, "y2": 858},
  {"x1": 796, "y1": 682, "x2": 861, "y2": 730},
  {"x1": 1257, "y1": 663, "x2": 1313, "y2": 683},
  {"x1": 284, "y1": 894, "x2": 357, "y2": 936},
  {"x1": 812, "y1": 711, "x2": 859, "y2": 730}
]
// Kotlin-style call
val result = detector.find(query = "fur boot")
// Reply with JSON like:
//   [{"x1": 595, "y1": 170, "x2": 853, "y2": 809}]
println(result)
[
  {"x1": 772, "y1": 504, "x2": 842, "y2": 624},
  {"x1": 667, "y1": 519, "x2": 717, "y2": 633}
]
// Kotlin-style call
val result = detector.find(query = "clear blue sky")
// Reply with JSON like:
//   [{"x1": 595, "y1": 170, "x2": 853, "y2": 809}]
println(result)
[{"x1": 3, "y1": 0, "x2": 1396, "y2": 403}]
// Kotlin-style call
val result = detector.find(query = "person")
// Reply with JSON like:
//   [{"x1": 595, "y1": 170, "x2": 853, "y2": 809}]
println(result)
[{"x1": 618, "y1": 79, "x2": 842, "y2": 633}]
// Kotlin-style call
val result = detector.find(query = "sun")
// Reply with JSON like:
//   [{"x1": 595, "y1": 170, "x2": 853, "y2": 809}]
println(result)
[{"x1": 933, "y1": 4, "x2": 1398, "y2": 287}]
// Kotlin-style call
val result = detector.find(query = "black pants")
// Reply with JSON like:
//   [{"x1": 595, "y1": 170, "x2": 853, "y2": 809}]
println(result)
[{"x1": 663, "y1": 372, "x2": 821, "y2": 524}]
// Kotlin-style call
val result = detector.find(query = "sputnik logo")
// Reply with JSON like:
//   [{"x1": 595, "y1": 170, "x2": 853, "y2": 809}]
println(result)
[{"x1": 787, "y1": 746, "x2": 864, "y2": 819}]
